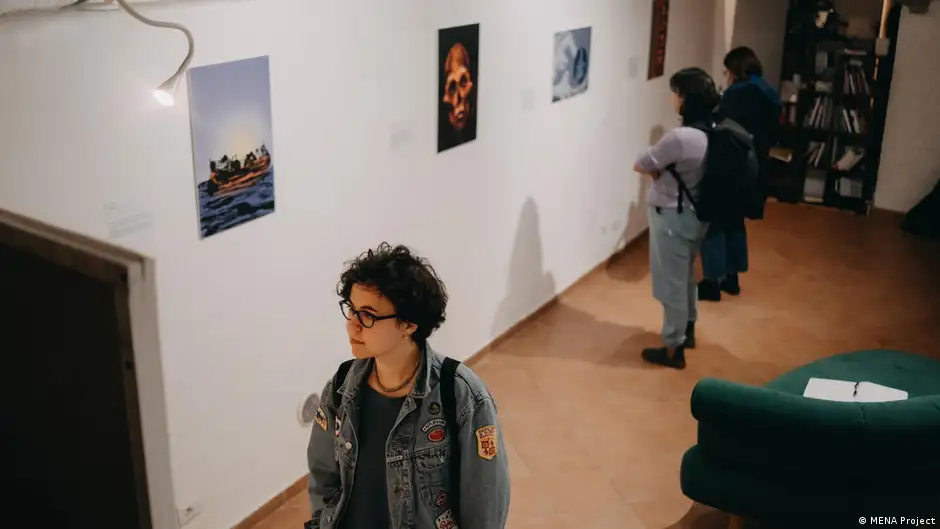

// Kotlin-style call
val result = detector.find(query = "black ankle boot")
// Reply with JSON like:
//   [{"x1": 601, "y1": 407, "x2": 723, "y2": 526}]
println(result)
[
  {"x1": 641, "y1": 345, "x2": 686, "y2": 369},
  {"x1": 685, "y1": 321, "x2": 696, "y2": 349},
  {"x1": 698, "y1": 279, "x2": 721, "y2": 302},
  {"x1": 721, "y1": 273, "x2": 741, "y2": 295}
]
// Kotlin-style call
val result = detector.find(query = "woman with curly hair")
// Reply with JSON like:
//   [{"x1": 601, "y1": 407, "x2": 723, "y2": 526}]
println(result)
[{"x1": 305, "y1": 243, "x2": 510, "y2": 529}]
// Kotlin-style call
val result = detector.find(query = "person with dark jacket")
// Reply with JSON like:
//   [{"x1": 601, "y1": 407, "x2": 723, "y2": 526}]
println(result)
[{"x1": 698, "y1": 46, "x2": 781, "y2": 301}]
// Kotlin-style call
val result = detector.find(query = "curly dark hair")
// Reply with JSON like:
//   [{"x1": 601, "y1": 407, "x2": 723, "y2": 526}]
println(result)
[
  {"x1": 669, "y1": 67, "x2": 721, "y2": 125},
  {"x1": 337, "y1": 243, "x2": 448, "y2": 346}
]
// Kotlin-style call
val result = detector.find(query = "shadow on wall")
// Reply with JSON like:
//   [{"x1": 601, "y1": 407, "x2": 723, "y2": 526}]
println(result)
[
  {"x1": 491, "y1": 197, "x2": 557, "y2": 339},
  {"x1": 606, "y1": 124, "x2": 663, "y2": 281}
]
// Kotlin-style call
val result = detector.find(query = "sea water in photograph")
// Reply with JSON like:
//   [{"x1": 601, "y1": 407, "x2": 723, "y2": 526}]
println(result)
[
  {"x1": 187, "y1": 55, "x2": 276, "y2": 239},
  {"x1": 195, "y1": 157, "x2": 274, "y2": 238}
]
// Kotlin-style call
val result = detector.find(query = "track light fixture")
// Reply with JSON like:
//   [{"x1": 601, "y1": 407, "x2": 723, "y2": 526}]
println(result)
[{"x1": 113, "y1": 0, "x2": 194, "y2": 106}]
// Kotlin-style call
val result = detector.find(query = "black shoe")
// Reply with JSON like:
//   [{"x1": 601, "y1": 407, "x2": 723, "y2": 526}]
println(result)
[
  {"x1": 641, "y1": 345, "x2": 686, "y2": 369},
  {"x1": 721, "y1": 273, "x2": 741, "y2": 296},
  {"x1": 685, "y1": 321, "x2": 696, "y2": 349},
  {"x1": 698, "y1": 279, "x2": 721, "y2": 302}
]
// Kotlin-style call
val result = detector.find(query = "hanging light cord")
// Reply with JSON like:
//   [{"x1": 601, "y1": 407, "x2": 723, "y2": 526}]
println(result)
[
  {"x1": 0, "y1": 0, "x2": 87, "y2": 18},
  {"x1": 113, "y1": 0, "x2": 195, "y2": 83}
]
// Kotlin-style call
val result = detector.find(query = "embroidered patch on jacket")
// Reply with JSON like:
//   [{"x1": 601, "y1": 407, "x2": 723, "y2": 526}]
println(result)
[
  {"x1": 314, "y1": 406, "x2": 328, "y2": 431},
  {"x1": 429, "y1": 401, "x2": 442, "y2": 414},
  {"x1": 422, "y1": 418, "x2": 446, "y2": 432},
  {"x1": 434, "y1": 491, "x2": 448, "y2": 508},
  {"x1": 427, "y1": 428, "x2": 446, "y2": 443},
  {"x1": 334, "y1": 416, "x2": 342, "y2": 437},
  {"x1": 475, "y1": 425, "x2": 498, "y2": 460},
  {"x1": 435, "y1": 509, "x2": 457, "y2": 529}
]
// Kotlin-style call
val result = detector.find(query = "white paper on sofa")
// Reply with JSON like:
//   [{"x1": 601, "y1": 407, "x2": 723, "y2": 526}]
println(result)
[{"x1": 802, "y1": 378, "x2": 908, "y2": 402}]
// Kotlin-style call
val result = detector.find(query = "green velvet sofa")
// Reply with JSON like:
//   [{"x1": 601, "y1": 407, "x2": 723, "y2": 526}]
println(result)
[{"x1": 680, "y1": 349, "x2": 940, "y2": 528}]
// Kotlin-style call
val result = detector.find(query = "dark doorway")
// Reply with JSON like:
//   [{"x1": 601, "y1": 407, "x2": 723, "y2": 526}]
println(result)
[{"x1": 0, "y1": 221, "x2": 152, "y2": 529}]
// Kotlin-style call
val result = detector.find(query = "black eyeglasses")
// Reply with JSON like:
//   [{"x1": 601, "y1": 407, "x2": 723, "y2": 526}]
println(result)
[{"x1": 339, "y1": 300, "x2": 398, "y2": 328}]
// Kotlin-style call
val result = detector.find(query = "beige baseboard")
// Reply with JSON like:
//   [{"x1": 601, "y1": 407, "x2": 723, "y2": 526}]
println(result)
[
  {"x1": 231, "y1": 477, "x2": 307, "y2": 529},
  {"x1": 232, "y1": 229, "x2": 649, "y2": 528},
  {"x1": 870, "y1": 205, "x2": 905, "y2": 220}
]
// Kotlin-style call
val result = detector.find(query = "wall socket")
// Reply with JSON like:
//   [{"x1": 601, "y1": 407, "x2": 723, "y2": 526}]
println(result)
[{"x1": 177, "y1": 504, "x2": 202, "y2": 526}]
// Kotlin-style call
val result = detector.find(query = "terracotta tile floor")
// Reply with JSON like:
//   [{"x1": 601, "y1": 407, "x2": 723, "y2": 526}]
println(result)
[{"x1": 251, "y1": 202, "x2": 940, "y2": 529}]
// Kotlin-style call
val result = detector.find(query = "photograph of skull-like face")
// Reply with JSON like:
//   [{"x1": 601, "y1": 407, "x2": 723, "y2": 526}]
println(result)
[
  {"x1": 438, "y1": 23, "x2": 479, "y2": 153},
  {"x1": 552, "y1": 27, "x2": 592, "y2": 103}
]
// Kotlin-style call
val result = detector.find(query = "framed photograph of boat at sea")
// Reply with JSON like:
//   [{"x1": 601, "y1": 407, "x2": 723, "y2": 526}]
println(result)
[{"x1": 187, "y1": 55, "x2": 276, "y2": 239}]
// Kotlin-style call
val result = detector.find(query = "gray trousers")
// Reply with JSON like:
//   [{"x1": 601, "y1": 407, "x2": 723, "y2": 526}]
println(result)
[{"x1": 648, "y1": 205, "x2": 708, "y2": 348}]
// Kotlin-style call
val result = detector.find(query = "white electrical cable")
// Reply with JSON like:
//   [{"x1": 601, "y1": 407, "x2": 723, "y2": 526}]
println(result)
[
  {"x1": 113, "y1": 0, "x2": 195, "y2": 92},
  {"x1": 1, "y1": 0, "x2": 194, "y2": 105},
  {"x1": 0, "y1": 0, "x2": 87, "y2": 19}
]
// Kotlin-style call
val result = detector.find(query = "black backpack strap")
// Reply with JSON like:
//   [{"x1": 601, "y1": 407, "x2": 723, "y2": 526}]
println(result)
[
  {"x1": 440, "y1": 357, "x2": 461, "y2": 523},
  {"x1": 665, "y1": 163, "x2": 698, "y2": 214},
  {"x1": 665, "y1": 119, "x2": 712, "y2": 215},
  {"x1": 331, "y1": 359, "x2": 355, "y2": 411}
]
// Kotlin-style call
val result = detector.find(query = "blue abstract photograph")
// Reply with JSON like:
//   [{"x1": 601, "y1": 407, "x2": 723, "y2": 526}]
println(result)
[
  {"x1": 552, "y1": 27, "x2": 592, "y2": 103},
  {"x1": 187, "y1": 55, "x2": 275, "y2": 239}
]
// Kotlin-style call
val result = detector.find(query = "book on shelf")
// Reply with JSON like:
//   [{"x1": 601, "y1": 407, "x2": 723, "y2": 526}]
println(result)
[
  {"x1": 805, "y1": 141, "x2": 831, "y2": 168},
  {"x1": 843, "y1": 60, "x2": 871, "y2": 96},
  {"x1": 803, "y1": 170, "x2": 827, "y2": 203},
  {"x1": 836, "y1": 177, "x2": 864, "y2": 198},
  {"x1": 804, "y1": 95, "x2": 834, "y2": 129},
  {"x1": 837, "y1": 106, "x2": 868, "y2": 134},
  {"x1": 770, "y1": 147, "x2": 793, "y2": 163},
  {"x1": 833, "y1": 148, "x2": 865, "y2": 172}
]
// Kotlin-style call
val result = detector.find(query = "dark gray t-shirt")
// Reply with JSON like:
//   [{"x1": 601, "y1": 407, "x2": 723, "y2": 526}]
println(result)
[{"x1": 338, "y1": 383, "x2": 405, "y2": 529}]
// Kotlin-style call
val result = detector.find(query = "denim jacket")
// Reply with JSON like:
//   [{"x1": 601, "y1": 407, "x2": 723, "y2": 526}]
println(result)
[{"x1": 306, "y1": 345, "x2": 511, "y2": 529}]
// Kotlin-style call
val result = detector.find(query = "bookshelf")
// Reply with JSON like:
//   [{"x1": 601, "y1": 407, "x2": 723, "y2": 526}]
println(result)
[{"x1": 772, "y1": 1, "x2": 883, "y2": 215}]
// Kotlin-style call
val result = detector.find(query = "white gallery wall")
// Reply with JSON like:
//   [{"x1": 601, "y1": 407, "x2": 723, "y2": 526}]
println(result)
[
  {"x1": 875, "y1": 4, "x2": 940, "y2": 212},
  {"x1": 710, "y1": 0, "x2": 737, "y2": 81},
  {"x1": 708, "y1": 0, "x2": 789, "y2": 90},
  {"x1": 727, "y1": 0, "x2": 789, "y2": 89},
  {"x1": 0, "y1": 0, "x2": 717, "y2": 527}
]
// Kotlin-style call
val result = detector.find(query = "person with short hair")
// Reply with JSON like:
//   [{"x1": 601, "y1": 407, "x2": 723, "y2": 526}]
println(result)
[
  {"x1": 305, "y1": 243, "x2": 510, "y2": 529},
  {"x1": 633, "y1": 67, "x2": 720, "y2": 368},
  {"x1": 698, "y1": 46, "x2": 781, "y2": 301}
]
